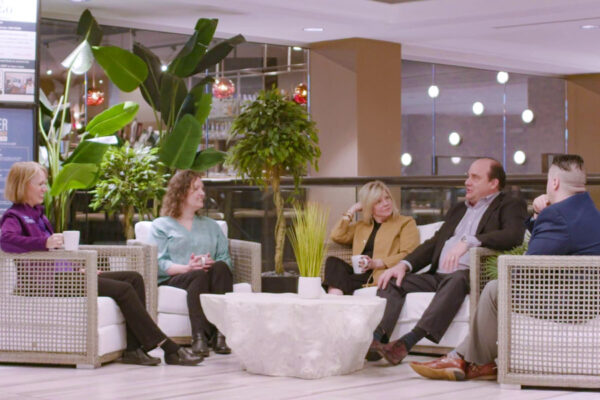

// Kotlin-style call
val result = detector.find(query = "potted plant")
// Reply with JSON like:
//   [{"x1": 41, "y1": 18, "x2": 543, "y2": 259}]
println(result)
[
  {"x1": 40, "y1": 9, "x2": 244, "y2": 230},
  {"x1": 288, "y1": 202, "x2": 329, "y2": 298},
  {"x1": 89, "y1": 143, "x2": 169, "y2": 239},
  {"x1": 227, "y1": 88, "x2": 321, "y2": 290}
]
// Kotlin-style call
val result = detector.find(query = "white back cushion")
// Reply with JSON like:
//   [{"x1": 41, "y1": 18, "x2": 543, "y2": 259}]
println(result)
[
  {"x1": 417, "y1": 221, "x2": 444, "y2": 244},
  {"x1": 135, "y1": 220, "x2": 228, "y2": 244}
]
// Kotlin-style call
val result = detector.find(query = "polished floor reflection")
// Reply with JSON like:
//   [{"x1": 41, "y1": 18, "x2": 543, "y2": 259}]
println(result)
[{"x1": 0, "y1": 352, "x2": 595, "y2": 400}]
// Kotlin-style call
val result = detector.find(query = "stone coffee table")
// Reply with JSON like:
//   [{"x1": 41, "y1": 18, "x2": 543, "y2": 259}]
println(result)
[{"x1": 201, "y1": 292, "x2": 386, "y2": 379}]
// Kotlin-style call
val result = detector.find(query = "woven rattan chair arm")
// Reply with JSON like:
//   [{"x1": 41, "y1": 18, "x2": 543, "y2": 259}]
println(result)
[
  {"x1": 469, "y1": 247, "x2": 498, "y2": 325},
  {"x1": 229, "y1": 239, "x2": 261, "y2": 292}
]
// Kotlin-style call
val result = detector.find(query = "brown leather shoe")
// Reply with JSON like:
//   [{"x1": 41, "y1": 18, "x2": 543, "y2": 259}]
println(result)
[
  {"x1": 379, "y1": 340, "x2": 408, "y2": 365},
  {"x1": 465, "y1": 361, "x2": 497, "y2": 380},
  {"x1": 365, "y1": 339, "x2": 383, "y2": 361},
  {"x1": 409, "y1": 355, "x2": 467, "y2": 381}
]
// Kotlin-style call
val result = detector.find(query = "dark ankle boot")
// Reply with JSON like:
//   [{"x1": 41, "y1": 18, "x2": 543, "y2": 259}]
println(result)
[
  {"x1": 191, "y1": 333, "x2": 210, "y2": 357},
  {"x1": 212, "y1": 331, "x2": 231, "y2": 354}
]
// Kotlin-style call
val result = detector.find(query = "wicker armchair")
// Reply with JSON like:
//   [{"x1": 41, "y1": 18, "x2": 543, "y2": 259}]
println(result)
[
  {"x1": 0, "y1": 245, "x2": 146, "y2": 368},
  {"x1": 469, "y1": 247, "x2": 498, "y2": 324},
  {"x1": 497, "y1": 255, "x2": 600, "y2": 389}
]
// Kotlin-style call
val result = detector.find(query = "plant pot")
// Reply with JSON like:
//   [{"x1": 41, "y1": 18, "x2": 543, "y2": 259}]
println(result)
[
  {"x1": 297, "y1": 276, "x2": 322, "y2": 299},
  {"x1": 261, "y1": 271, "x2": 298, "y2": 293}
]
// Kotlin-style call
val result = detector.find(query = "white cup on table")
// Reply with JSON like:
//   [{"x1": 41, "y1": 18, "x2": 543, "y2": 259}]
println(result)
[{"x1": 63, "y1": 231, "x2": 80, "y2": 251}]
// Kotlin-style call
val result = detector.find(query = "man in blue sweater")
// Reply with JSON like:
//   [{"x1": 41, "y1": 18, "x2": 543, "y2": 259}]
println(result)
[{"x1": 410, "y1": 154, "x2": 600, "y2": 381}]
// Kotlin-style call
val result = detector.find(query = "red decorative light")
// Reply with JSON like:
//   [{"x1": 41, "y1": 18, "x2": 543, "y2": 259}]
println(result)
[
  {"x1": 212, "y1": 78, "x2": 235, "y2": 99},
  {"x1": 87, "y1": 88, "x2": 105, "y2": 106},
  {"x1": 293, "y1": 83, "x2": 307, "y2": 104}
]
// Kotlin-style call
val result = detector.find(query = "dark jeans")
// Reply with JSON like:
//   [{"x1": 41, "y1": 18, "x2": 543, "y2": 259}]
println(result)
[
  {"x1": 376, "y1": 269, "x2": 470, "y2": 343},
  {"x1": 162, "y1": 261, "x2": 233, "y2": 338},
  {"x1": 323, "y1": 256, "x2": 371, "y2": 295},
  {"x1": 98, "y1": 271, "x2": 167, "y2": 351}
]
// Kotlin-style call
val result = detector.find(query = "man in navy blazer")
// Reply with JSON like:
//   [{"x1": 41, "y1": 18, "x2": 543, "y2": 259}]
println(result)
[{"x1": 409, "y1": 154, "x2": 600, "y2": 382}]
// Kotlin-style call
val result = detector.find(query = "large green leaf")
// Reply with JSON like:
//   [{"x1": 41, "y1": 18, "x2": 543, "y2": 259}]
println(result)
[
  {"x1": 63, "y1": 138, "x2": 113, "y2": 165},
  {"x1": 176, "y1": 80, "x2": 212, "y2": 124},
  {"x1": 133, "y1": 42, "x2": 162, "y2": 110},
  {"x1": 61, "y1": 41, "x2": 93, "y2": 75},
  {"x1": 191, "y1": 148, "x2": 226, "y2": 172},
  {"x1": 77, "y1": 9, "x2": 102, "y2": 46},
  {"x1": 39, "y1": 90, "x2": 53, "y2": 117},
  {"x1": 159, "y1": 114, "x2": 202, "y2": 169},
  {"x1": 168, "y1": 19, "x2": 217, "y2": 77},
  {"x1": 194, "y1": 91, "x2": 212, "y2": 125},
  {"x1": 160, "y1": 73, "x2": 187, "y2": 126},
  {"x1": 50, "y1": 163, "x2": 98, "y2": 196},
  {"x1": 86, "y1": 101, "x2": 139, "y2": 137},
  {"x1": 192, "y1": 34, "x2": 245, "y2": 75},
  {"x1": 92, "y1": 46, "x2": 148, "y2": 92}
]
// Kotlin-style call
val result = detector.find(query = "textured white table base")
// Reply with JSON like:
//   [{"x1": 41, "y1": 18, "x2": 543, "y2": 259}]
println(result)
[{"x1": 201, "y1": 292, "x2": 386, "y2": 379}]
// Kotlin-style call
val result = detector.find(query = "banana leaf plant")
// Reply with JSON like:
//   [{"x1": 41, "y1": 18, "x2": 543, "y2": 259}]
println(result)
[
  {"x1": 41, "y1": 10, "x2": 245, "y2": 230},
  {"x1": 81, "y1": 9, "x2": 244, "y2": 172},
  {"x1": 39, "y1": 11, "x2": 138, "y2": 231}
]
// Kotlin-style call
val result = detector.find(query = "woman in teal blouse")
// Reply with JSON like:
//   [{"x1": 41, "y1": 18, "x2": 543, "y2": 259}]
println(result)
[{"x1": 152, "y1": 170, "x2": 233, "y2": 356}]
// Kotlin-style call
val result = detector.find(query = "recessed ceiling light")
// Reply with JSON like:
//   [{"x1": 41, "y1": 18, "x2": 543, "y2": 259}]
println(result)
[
  {"x1": 160, "y1": 64, "x2": 168, "y2": 72},
  {"x1": 303, "y1": 27, "x2": 323, "y2": 32},
  {"x1": 513, "y1": 150, "x2": 526, "y2": 165},
  {"x1": 581, "y1": 24, "x2": 600, "y2": 30},
  {"x1": 292, "y1": 46, "x2": 303, "y2": 51},
  {"x1": 400, "y1": 153, "x2": 413, "y2": 166},
  {"x1": 427, "y1": 85, "x2": 439, "y2": 98},
  {"x1": 46, "y1": 69, "x2": 53, "y2": 75},
  {"x1": 451, "y1": 157, "x2": 461, "y2": 165},
  {"x1": 496, "y1": 71, "x2": 509, "y2": 84},
  {"x1": 472, "y1": 101, "x2": 484, "y2": 116},
  {"x1": 521, "y1": 109, "x2": 534, "y2": 123},
  {"x1": 448, "y1": 131, "x2": 461, "y2": 146},
  {"x1": 98, "y1": 79, "x2": 103, "y2": 84}
]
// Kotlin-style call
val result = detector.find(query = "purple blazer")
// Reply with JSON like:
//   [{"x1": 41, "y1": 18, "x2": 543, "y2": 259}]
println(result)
[{"x1": 0, "y1": 204, "x2": 54, "y2": 253}]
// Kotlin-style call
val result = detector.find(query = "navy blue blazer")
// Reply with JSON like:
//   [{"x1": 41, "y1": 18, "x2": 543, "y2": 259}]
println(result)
[{"x1": 527, "y1": 192, "x2": 600, "y2": 255}]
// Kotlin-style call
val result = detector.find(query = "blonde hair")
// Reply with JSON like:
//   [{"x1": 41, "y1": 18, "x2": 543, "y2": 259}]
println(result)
[
  {"x1": 358, "y1": 180, "x2": 398, "y2": 223},
  {"x1": 4, "y1": 162, "x2": 47, "y2": 204}
]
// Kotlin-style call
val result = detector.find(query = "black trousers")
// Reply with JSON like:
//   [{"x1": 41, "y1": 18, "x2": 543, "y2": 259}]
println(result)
[
  {"x1": 323, "y1": 256, "x2": 371, "y2": 295},
  {"x1": 376, "y1": 269, "x2": 470, "y2": 343},
  {"x1": 161, "y1": 261, "x2": 233, "y2": 338},
  {"x1": 98, "y1": 271, "x2": 166, "y2": 351}
]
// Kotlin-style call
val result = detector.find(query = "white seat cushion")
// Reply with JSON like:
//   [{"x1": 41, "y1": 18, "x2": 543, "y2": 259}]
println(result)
[
  {"x1": 158, "y1": 284, "x2": 250, "y2": 315},
  {"x1": 158, "y1": 285, "x2": 189, "y2": 314},
  {"x1": 97, "y1": 296, "x2": 125, "y2": 328}
]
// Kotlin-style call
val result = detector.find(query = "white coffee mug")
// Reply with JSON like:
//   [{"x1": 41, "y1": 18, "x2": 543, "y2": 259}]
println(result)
[
  {"x1": 351, "y1": 255, "x2": 368, "y2": 274},
  {"x1": 63, "y1": 230, "x2": 80, "y2": 251}
]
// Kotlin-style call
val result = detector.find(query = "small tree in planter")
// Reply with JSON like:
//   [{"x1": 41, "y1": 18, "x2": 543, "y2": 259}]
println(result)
[
  {"x1": 89, "y1": 144, "x2": 168, "y2": 239},
  {"x1": 228, "y1": 88, "x2": 321, "y2": 275}
]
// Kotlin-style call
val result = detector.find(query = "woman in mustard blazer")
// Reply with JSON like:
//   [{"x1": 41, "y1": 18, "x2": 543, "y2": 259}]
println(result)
[{"x1": 324, "y1": 180, "x2": 419, "y2": 295}]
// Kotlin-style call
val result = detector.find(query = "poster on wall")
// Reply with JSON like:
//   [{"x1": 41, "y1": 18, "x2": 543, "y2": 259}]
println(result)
[
  {"x1": 0, "y1": 107, "x2": 34, "y2": 214},
  {"x1": 0, "y1": 0, "x2": 38, "y2": 104}
]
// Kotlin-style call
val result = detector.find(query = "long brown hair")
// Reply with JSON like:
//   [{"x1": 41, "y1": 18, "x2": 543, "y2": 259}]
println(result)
[{"x1": 160, "y1": 170, "x2": 203, "y2": 218}]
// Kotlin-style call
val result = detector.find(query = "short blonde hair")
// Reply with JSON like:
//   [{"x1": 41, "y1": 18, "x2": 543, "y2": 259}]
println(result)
[
  {"x1": 4, "y1": 162, "x2": 47, "y2": 204},
  {"x1": 358, "y1": 180, "x2": 399, "y2": 223}
]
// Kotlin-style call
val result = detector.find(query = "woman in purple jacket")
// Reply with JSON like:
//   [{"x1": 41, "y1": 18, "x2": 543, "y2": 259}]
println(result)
[{"x1": 0, "y1": 161, "x2": 202, "y2": 366}]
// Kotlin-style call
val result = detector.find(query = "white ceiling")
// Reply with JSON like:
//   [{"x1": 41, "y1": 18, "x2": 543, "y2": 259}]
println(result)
[{"x1": 41, "y1": 0, "x2": 600, "y2": 76}]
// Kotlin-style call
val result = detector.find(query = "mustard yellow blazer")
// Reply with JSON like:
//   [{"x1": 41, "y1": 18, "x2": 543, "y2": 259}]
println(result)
[{"x1": 330, "y1": 214, "x2": 420, "y2": 285}]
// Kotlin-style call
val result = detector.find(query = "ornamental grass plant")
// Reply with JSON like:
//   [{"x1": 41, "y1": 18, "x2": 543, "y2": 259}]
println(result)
[{"x1": 288, "y1": 202, "x2": 330, "y2": 278}]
